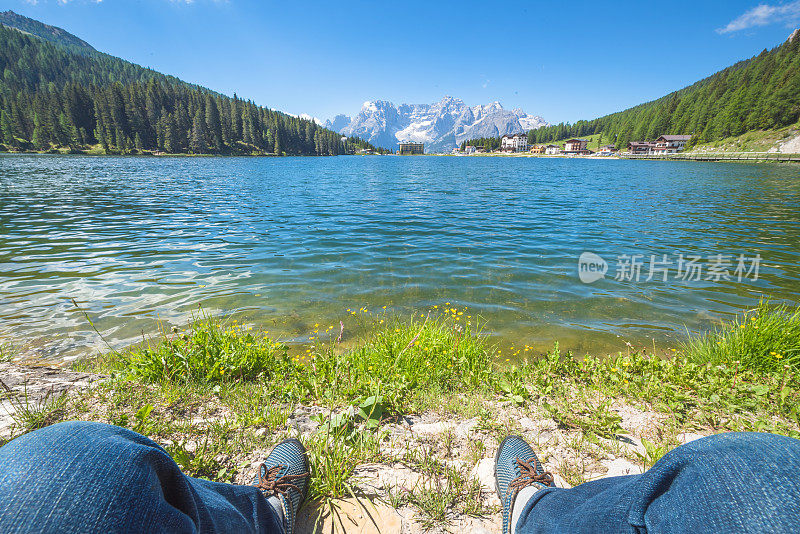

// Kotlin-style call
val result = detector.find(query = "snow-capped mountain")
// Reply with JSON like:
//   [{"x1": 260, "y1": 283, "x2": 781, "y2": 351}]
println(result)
[{"x1": 325, "y1": 96, "x2": 548, "y2": 153}]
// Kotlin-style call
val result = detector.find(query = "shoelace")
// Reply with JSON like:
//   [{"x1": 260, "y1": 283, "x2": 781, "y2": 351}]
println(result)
[
  {"x1": 253, "y1": 464, "x2": 309, "y2": 498},
  {"x1": 508, "y1": 457, "x2": 554, "y2": 492}
]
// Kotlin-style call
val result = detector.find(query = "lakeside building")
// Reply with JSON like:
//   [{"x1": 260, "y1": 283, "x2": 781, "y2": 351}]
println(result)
[
  {"x1": 501, "y1": 133, "x2": 528, "y2": 152},
  {"x1": 652, "y1": 135, "x2": 692, "y2": 154},
  {"x1": 627, "y1": 135, "x2": 692, "y2": 155},
  {"x1": 563, "y1": 138, "x2": 590, "y2": 154},
  {"x1": 595, "y1": 144, "x2": 618, "y2": 156},
  {"x1": 464, "y1": 145, "x2": 477, "y2": 154},
  {"x1": 627, "y1": 141, "x2": 655, "y2": 154},
  {"x1": 398, "y1": 142, "x2": 424, "y2": 155},
  {"x1": 530, "y1": 145, "x2": 546, "y2": 154},
  {"x1": 544, "y1": 145, "x2": 562, "y2": 155}
]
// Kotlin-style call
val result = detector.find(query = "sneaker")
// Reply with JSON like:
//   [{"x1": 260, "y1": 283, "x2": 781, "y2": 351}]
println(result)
[
  {"x1": 494, "y1": 435, "x2": 555, "y2": 534},
  {"x1": 252, "y1": 438, "x2": 310, "y2": 534}
]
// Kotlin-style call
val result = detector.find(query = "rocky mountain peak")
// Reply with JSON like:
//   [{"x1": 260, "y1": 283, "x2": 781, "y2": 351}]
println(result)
[{"x1": 327, "y1": 97, "x2": 548, "y2": 153}]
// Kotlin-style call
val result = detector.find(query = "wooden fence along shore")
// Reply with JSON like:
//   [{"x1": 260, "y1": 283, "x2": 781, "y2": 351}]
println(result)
[{"x1": 622, "y1": 152, "x2": 800, "y2": 163}]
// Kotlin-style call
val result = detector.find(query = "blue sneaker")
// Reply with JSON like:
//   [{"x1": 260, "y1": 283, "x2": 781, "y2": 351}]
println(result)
[
  {"x1": 252, "y1": 438, "x2": 310, "y2": 534},
  {"x1": 494, "y1": 435, "x2": 555, "y2": 534}
]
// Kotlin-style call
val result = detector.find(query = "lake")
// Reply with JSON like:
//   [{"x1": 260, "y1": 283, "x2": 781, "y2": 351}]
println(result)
[{"x1": 1, "y1": 154, "x2": 799, "y2": 360}]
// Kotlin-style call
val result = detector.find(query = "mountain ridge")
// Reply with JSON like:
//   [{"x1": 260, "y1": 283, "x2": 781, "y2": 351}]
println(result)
[
  {"x1": 527, "y1": 28, "x2": 800, "y2": 149},
  {"x1": 0, "y1": 16, "x2": 382, "y2": 156},
  {"x1": 0, "y1": 10, "x2": 95, "y2": 52},
  {"x1": 326, "y1": 96, "x2": 548, "y2": 153}
]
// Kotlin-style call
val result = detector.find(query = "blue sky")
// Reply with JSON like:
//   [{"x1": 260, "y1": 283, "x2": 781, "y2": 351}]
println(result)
[{"x1": 7, "y1": 0, "x2": 800, "y2": 124}]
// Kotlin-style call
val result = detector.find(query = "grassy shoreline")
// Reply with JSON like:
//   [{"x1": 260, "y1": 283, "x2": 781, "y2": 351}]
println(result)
[{"x1": 2, "y1": 301, "x2": 799, "y2": 531}]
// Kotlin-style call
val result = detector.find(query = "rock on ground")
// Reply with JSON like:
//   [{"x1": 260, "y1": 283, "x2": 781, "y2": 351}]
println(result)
[{"x1": 0, "y1": 362, "x2": 103, "y2": 437}]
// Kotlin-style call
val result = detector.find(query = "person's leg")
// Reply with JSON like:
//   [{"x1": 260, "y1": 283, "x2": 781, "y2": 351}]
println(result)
[
  {"x1": 0, "y1": 421, "x2": 288, "y2": 534},
  {"x1": 505, "y1": 432, "x2": 800, "y2": 534}
]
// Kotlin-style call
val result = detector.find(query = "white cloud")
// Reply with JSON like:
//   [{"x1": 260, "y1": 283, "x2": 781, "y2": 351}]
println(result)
[{"x1": 717, "y1": 1, "x2": 800, "y2": 34}]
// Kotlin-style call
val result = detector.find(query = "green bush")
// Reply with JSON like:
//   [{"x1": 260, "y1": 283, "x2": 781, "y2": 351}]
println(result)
[{"x1": 124, "y1": 314, "x2": 292, "y2": 383}]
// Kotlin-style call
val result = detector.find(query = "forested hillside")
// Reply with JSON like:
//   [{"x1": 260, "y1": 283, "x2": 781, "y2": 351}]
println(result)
[
  {"x1": 0, "y1": 21, "x2": 382, "y2": 155},
  {"x1": 0, "y1": 10, "x2": 95, "y2": 52},
  {"x1": 527, "y1": 32, "x2": 800, "y2": 149}
]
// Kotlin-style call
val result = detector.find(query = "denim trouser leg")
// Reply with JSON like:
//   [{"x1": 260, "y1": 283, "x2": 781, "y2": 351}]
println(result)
[
  {"x1": 0, "y1": 421, "x2": 283, "y2": 534},
  {"x1": 515, "y1": 432, "x2": 800, "y2": 533}
]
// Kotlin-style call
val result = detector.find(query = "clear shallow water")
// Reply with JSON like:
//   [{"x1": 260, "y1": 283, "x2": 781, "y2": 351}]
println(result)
[{"x1": 1, "y1": 154, "x2": 799, "y2": 360}]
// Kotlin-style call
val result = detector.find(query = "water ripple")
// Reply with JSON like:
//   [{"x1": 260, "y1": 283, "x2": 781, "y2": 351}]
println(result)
[{"x1": 1, "y1": 154, "x2": 799, "y2": 359}]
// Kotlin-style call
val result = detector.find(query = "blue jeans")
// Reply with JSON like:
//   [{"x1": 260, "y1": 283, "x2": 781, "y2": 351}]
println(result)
[
  {"x1": 0, "y1": 422, "x2": 283, "y2": 533},
  {"x1": 1, "y1": 423, "x2": 799, "y2": 533},
  {"x1": 515, "y1": 431, "x2": 800, "y2": 533}
]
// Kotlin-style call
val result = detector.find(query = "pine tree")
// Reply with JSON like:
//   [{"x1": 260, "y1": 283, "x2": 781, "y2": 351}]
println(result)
[
  {"x1": 1, "y1": 110, "x2": 15, "y2": 146},
  {"x1": 31, "y1": 111, "x2": 47, "y2": 150},
  {"x1": 189, "y1": 109, "x2": 207, "y2": 153},
  {"x1": 204, "y1": 95, "x2": 223, "y2": 152},
  {"x1": 164, "y1": 115, "x2": 176, "y2": 154}
]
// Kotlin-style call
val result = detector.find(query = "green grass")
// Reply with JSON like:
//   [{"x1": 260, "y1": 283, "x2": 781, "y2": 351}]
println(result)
[
  {"x1": 681, "y1": 300, "x2": 800, "y2": 373},
  {"x1": 108, "y1": 307, "x2": 495, "y2": 416},
  {"x1": 0, "y1": 381, "x2": 68, "y2": 433},
  {"x1": 86, "y1": 303, "x2": 800, "y2": 475},
  {"x1": 118, "y1": 316, "x2": 292, "y2": 383},
  {"x1": 688, "y1": 124, "x2": 800, "y2": 153},
  {"x1": 302, "y1": 308, "x2": 494, "y2": 412},
  {"x1": 80, "y1": 305, "x2": 499, "y2": 523},
  {"x1": 4, "y1": 301, "x2": 799, "y2": 530},
  {"x1": 0, "y1": 342, "x2": 14, "y2": 362}
]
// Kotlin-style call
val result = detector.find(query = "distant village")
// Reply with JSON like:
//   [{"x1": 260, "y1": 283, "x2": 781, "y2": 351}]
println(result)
[
  {"x1": 355, "y1": 135, "x2": 693, "y2": 156},
  {"x1": 456, "y1": 133, "x2": 692, "y2": 156}
]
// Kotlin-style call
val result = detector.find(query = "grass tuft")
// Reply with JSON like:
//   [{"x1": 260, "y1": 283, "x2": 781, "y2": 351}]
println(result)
[
  {"x1": 120, "y1": 313, "x2": 291, "y2": 383},
  {"x1": 0, "y1": 381, "x2": 68, "y2": 433},
  {"x1": 681, "y1": 299, "x2": 800, "y2": 373},
  {"x1": 0, "y1": 342, "x2": 15, "y2": 362}
]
